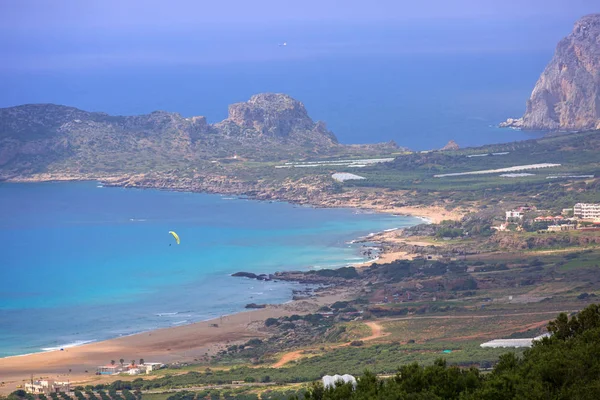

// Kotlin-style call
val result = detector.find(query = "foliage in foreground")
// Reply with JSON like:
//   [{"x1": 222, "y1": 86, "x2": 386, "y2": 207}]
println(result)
[{"x1": 303, "y1": 303, "x2": 600, "y2": 400}]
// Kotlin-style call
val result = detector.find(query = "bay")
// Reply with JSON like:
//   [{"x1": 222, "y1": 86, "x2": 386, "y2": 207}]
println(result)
[{"x1": 0, "y1": 181, "x2": 419, "y2": 357}]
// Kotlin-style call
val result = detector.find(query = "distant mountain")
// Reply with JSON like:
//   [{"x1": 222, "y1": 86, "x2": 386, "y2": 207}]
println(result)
[
  {"x1": 502, "y1": 14, "x2": 600, "y2": 131},
  {"x1": 0, "y1": 93, "x2": 400, "y2": 177}
]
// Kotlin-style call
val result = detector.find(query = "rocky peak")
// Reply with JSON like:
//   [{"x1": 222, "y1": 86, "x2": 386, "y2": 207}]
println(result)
[
  {"x1": 501, "y1": 14, "x2": 600, "y2": 131},
  {"x1": 223, "y1": 93, "x2": 337, "y2": 143},
  {"x1": 440, "y1": 140, "x2": 460, "y2": 151}
]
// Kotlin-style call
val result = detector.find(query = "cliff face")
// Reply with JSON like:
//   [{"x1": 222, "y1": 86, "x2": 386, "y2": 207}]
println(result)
[
  {"x1": 502, "y1": 14, "x2": 600, "y2": 131},
  {"x1": 0, "y1": 93, "x2": 399, "y2": 177}
]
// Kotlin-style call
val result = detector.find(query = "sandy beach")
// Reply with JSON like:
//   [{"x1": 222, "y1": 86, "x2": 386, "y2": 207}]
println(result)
[
  {"x1": 0, "y1": 290, "x2": 352, "y2": 394},
  {"x1": 369, "y1": 205, "x2": 464, "y2": 225}
]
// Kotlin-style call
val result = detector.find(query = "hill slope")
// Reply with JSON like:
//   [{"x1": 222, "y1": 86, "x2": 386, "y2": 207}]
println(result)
[{"x1": 0, "y1": 93, "x2": 399, "y2": 177}]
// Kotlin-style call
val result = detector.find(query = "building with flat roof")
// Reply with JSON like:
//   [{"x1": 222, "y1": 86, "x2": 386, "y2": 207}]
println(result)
[
  {"x1": 140, "y1": 362, "x2": 164, "y2": 373},
  {"x1": 574, "y1": 203, "x2": 600, "y2": 220},
  {"x1": 25, "y1": 380, "x2": 70, "y2": 395},
  {"x1": 505, "y1": 210, "x2": 523, "y2": 221},
  {"x1": 547, "y1": 224, "x2": 576, "y2": 232},
  {"x1": 96, "y1": 365, "x2": 121, "y2": 375}
]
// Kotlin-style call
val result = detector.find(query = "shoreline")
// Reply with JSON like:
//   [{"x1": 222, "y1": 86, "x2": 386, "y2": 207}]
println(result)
[
  {"x1": 0, "y1": 288, "x2": 356, "y2": 393},
  {"x1": 2, "y1": 175, "x2": 464, "y2": 224},
  {"x1": 0, "y1": 214, "x2": 416, "y2": 362},
  {"x1": 0, "y1": 177, "x2": 462, "y2": 393}
]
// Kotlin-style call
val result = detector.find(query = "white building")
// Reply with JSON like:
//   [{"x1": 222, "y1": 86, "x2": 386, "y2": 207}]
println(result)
[
  {"x1": 505, "y1": 210, "x2": 523, "y2": 221},
  {"x1": 574, "y1": 203, "x2": 600, "y2": 220},
  {"x1": 139, "y1": 362, "x2": 164, "y2": 374},
  {"x1": 25, "y1": 380, "x2": 70, "y2": 395}
]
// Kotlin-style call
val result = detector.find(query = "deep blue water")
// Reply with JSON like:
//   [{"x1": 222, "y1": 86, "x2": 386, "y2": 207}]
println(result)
[
  {"x1": 0, "y1": 17, "x2": 571, "y2": 150},
  {"x1": 0, "y1": 182, "x2": 420, "y2": 357},
  {"x1": 0, "y1": 53, "x2": 547, "y2": 150}
]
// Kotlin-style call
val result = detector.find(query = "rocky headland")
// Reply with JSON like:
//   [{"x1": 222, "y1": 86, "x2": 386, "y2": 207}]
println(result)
[
  {"x1": 501, "y1": 14, "x2": 600, "y2": 131},
  {"x1": 0, "y1": 93, "x2": 402, "y2": 177},
  {"x1": 440, "y1": 140, "x2": 460, "y2": 151}
]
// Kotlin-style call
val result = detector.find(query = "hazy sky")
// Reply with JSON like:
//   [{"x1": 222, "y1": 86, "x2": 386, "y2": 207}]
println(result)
[
  {"x1": 1, "y1": 0, "x2": 596, "y2": 29},
  {"x1": 0, "y1": 0, "x2": 597, "y2": 71}
]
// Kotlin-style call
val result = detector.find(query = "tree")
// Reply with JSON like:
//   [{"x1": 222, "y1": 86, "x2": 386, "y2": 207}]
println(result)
[
  {"x1": 119, "y1": 359, "x2": 124, "y2": 366},
  {"x1": 110, "y1": 360, "x2": 115, "y2": 366},
  {"x1": 139, "y1": 359, "x2": 144, "y2": 365},
  {"x1": 9, "y1": 390, "x2": 26, "y2": 399}
]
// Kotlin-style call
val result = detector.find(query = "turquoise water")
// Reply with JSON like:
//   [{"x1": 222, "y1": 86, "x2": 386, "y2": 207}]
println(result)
[{"x1": 0, "y1": 182, "x2": 419, "y2": 357}]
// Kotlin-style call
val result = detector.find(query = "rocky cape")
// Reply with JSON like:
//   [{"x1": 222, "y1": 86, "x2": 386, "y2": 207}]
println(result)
[
  {"x1": 501, "y1": 14, "x2": 600, "y2": 131},
  {"x1": 440, "y1": 140, "x2": 460, "y2": 151},
  {"x1": 0, "y1": 93, "x2": 401, "y2": 177}
]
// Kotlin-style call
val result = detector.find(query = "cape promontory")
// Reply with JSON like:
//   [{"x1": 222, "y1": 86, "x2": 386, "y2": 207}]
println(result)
[
  {"x1": 501, "y1": 14, "x2": 600, "y2": 131},
  {"x1": 0, "y1": 93, "x2": 400, "y2": 178},
  {"x1": 440, "y1": 140, "x2": 460, "y2": 151}
]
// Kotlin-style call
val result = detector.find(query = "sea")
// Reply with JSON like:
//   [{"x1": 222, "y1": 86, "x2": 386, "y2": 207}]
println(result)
[
  {"x1": 0, "y1": 181, "x2": 420, "y2": 358},
  {"x1": 0, "y1": 18, "x2": 573, "y2": 150}
]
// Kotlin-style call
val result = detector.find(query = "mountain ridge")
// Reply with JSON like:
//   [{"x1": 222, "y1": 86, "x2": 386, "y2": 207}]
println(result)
[{"x1": 0, "y1": 93, "x2": 401, "y2": 177}]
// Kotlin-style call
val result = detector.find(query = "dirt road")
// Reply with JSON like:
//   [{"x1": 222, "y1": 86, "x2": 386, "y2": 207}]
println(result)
[{"x1": 272, "y1": 320, "x2": 387, "y2": 368}]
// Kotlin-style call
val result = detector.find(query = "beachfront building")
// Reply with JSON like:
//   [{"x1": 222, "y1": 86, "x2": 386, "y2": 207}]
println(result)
[
  {"x1": 96, "y1": 365, "x2": 121, "y2": 375},
  {"x1": 25, "y1": 380, "x2": 70, "y2": 395},
  {"x1": 574, "y1": 203, "x2": 600, "y2": 220},
  {"x1": 505, "y1": 210, "x2": 523, "y2": 221},
  {"x1": 139, "y1": 362, "x2": 164, "y2": 373},
  {"x1": 547, "y1": 224, "x2": 576, "y2": 232}
]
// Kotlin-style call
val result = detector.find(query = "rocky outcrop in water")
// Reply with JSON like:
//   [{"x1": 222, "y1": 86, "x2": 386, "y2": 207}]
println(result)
[
  {"x1": 232, "y1": 272, "x2": 273, "y2": 281},
  {"x1": 501, "y1": 14, "x2": 600, "y2": 131}
]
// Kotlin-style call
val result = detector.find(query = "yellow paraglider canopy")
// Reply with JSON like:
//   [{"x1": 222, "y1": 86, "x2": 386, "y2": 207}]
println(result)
[{"x1": 169, "y1": 231, "x2": 180, "y2": 245}]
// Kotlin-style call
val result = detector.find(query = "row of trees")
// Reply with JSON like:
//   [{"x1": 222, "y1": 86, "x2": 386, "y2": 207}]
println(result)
[
  {"x1": 301, "y1": 304, "x2": 600, "y2": 399},
  {"x1": 109, "y1": 359, "x2": 144, "y2": 367}
]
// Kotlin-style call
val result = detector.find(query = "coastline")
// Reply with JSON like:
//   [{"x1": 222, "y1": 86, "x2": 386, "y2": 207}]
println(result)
[
  {"x1": 3, "y1": 174, "x2": 465, "y2": 224},
  {"x1": 0, "y1": 176, "x2": 463, "y2": 393},
  {"x1": 0, "y1": 288, "x2": 355, "y2": 393}
]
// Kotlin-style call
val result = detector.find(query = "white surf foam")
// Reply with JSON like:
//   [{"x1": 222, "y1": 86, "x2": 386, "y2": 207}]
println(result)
[{"x1": 41, "y1": 340, "x2": 96, "y2": 351}]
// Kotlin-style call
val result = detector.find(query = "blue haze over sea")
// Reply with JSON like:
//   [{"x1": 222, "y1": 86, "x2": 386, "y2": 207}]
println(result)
[{"x1": 0, "y1": 182, "x2": 419, "y2": 357}]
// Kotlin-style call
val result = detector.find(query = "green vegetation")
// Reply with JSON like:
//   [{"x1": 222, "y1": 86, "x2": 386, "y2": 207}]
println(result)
[
  {"x1": 303, "y1": 303, "x2": 600, "y2": 399},
  {"x1": 307, "y1": 267, "x2": 359, "y2": 279},
  {"x1": 118, "y1": 342, "x2": 515, "y2": 390},
  {"x1": 338, "y1": 131, "x2": 600, "y2": 210}
]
